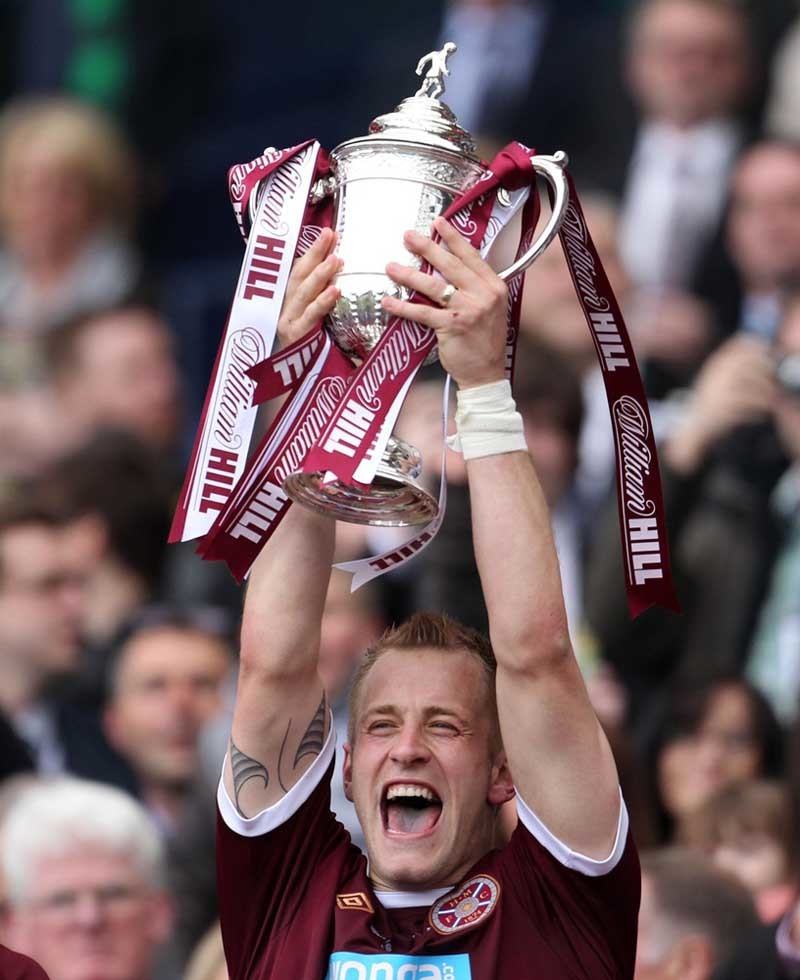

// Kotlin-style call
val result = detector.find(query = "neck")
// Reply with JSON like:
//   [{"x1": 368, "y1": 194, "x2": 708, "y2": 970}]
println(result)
[
  {"x1": 142, "y1": 780, "x2": 188, "y2": 831},
  {"x1": 0, "y1": 658, "x2": 42, "y2": 715}
]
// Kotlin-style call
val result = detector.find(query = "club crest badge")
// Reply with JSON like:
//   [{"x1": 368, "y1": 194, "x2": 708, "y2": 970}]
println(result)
[{"x1": 429, "y1": 875, "x2": 500, "y2": 935}]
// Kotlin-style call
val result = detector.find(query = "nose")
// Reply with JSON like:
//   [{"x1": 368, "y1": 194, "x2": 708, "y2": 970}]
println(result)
[
  {"x1": 388, "y1": 722, "x2": 431, "y2": 767},
  {"x1": 72, "y1": 891, "x2": 106, "y2": 930}
]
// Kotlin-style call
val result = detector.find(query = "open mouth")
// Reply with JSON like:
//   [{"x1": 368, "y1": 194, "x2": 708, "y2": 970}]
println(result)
[{"x1": 382, "y1": 783, "x2": 443, "y2": 836}]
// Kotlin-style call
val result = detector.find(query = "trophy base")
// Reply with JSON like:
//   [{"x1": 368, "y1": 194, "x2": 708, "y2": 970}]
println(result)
[{"x1": 283, "y1": 465, "x2": 438, "y2": 528}]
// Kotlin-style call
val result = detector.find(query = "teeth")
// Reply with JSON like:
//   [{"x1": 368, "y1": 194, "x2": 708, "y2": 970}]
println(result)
[{"x1": 386, "y1": 784, "x2": 438, "y2": 802}]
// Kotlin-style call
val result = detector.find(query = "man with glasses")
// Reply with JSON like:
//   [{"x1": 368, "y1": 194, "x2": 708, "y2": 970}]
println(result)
[
  {"x1": 0, "y1": 498, "x2": 85, "y2": 773},
  {"x1": 1, "y1": 777, "x2": 172, "y2": 980}
]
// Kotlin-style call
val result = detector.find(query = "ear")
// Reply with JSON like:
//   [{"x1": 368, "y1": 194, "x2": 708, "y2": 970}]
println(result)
[
  {"x1": 487, "y1": 751, "x2": 515, "y2": 808},
  {"x1": 147, "y1": 892, "x2": 175, "y2": 945},
  {"x1": 343, "y1": 742, "x2": 354, "y2": 802}
]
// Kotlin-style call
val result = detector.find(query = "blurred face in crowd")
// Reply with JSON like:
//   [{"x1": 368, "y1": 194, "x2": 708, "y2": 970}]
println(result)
[
  {"x1": 635, "y1": 872, "x2": 713, "y2": 980},
  {"x1": 774, "y1": 301, "x2": 800, "y2": 461},
  {"x1": 61, "y1": 310, "x2": 181, "y2": 451},
  {"x1": 658, "y1": 684, "x2": 762, "y2": 822},
  {"x1": 0, "y1": 136, "x2": 96, "y2": 269},
  {"x1": 105, "y1": 626, "x2": 230, "y2": 791},
  {"x1": 628, "y1": 0, "x2": 749, "y2": 127},
  {"x1": 344, "y1": 648, "x2": 511, "y2": 892},
  {"x1": 712, "y1": 833, "x2": 789, "y2": 898},
  {"x1": 6, "y1": 844, "x2": 171, "y2": 980},
  {"x1": 0, "y1": 522, "x2": 85, "y2": 692},
  {"x1": 727, "y1": 144, "x2": 800, "y2": 294}
]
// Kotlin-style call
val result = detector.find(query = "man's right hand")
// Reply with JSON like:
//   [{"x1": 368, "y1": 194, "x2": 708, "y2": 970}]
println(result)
[{"x1": 277, "y1": 228, "x2": 341, "y2": 346}]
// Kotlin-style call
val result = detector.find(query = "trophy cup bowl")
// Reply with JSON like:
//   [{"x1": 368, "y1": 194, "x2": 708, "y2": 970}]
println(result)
[{"x1": 281, "y1": 46, "x2": 570, "y2": 527}]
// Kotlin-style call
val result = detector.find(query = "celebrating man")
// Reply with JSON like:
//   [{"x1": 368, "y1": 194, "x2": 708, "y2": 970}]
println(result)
[{"x1": 216, "y1": 219, "x2": 640, "y2": 978}]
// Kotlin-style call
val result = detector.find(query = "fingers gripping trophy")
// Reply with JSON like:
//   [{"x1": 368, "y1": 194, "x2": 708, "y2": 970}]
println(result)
[{"x1": 279, "y1": 42, "x2": 571, "y2": 527}]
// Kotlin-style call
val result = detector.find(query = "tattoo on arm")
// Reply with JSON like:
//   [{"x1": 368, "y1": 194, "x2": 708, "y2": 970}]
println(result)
[
  {"x1": 231, "y1": 694, "x2": 328, "y2": 809},
  {"x1": 230, "y1": 738, "x2": 269, "y2": 816},
  {"x1": 293, "y1": 691, "x2": 327, "y2": 768}
]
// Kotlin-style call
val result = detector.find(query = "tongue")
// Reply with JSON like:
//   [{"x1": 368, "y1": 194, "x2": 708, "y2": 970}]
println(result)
[{"x1": 386, "y1": 802, "x2": 441, "y2": 835}]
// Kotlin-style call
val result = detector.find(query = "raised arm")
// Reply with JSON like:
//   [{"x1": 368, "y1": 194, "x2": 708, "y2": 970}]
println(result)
[
  {"x1": 224, "y1": 229, "x2": 342, "y2": 818},
  {"x1": 383, "y1": 218, "x2": 620, "y2": 859}
]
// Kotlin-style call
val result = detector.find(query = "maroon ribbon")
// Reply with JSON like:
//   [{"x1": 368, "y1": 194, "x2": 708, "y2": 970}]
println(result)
[{"x1": 556, "y1": 174, "x2": 680, "y2": 618}]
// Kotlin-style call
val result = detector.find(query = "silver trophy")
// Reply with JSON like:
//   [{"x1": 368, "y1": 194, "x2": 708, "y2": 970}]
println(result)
[{"x1": 281, "y1": 43, "x2": 569, "y2": 526}]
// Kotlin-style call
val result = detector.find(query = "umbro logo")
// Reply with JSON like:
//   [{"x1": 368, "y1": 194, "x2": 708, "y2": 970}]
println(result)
[{"x1": 336, "y1": 892, "x2": 374, "y2": 913}]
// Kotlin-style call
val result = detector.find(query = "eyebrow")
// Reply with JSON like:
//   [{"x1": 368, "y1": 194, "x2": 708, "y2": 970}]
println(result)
[{"x1": 361, "y1": 705, "x2": 468, "y2": 723}]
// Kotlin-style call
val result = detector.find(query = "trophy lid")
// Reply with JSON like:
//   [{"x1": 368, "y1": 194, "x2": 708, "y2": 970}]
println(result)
[{"x1": 344, "y1": 42, "x2": 479, "y2": 162}]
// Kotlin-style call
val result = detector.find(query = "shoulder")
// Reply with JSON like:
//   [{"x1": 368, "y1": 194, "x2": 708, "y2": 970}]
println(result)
[{"x1": 0, "y1": 946, "x2": 51, "y2": 980}]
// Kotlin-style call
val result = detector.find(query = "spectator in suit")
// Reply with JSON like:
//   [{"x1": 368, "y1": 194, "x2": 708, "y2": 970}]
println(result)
[
  {"x1": 435, "y1": 0, "x2": 624, "y2": 163},
  {"x1": 721, "y1": 142, "x2": 800, "y2": 342},
  {"x1": 0, "y1": 778, "x2": 172, "y2": 980},
  {"x1": 103, "y1": 608, "x2": 233, "y2": 835},
  {"x1": 615, "y1": 0, "x2": 754, "y2": 294},
  {"x1": 0, "y1": 497, "x2": 85, "y2": 774},
  {"x1": 636, "y1": 848, "x2": 758, "y2": 979},
  {"x1": 44, "y1": 305, "x2": 183, "y2": 463}
]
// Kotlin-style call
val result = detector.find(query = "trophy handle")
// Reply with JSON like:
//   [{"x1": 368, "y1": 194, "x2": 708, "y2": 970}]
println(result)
[{"x1": 497, "y1": 151, "x2": 570, "y2": 283}]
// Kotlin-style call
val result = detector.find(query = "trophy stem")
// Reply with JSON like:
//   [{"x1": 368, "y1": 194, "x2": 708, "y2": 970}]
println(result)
[{"x1": 283, "y1": 437, "x2": 438, "y2": 527}]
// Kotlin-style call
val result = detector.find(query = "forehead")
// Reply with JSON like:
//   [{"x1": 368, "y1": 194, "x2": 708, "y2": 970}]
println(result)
[
  {"x1": 118, "y1": 627, "x2": 229, "y2": 681},
  {"x1": 0, "y1": 523, "x2": 62, "y2": 580},
  {"x1": 734, "y1": 148, "x2": 800, "y2": 196},
  {"x1": 359, "y1": 647, "x2": 488, "y2": 714},
  {"x1": 637, "y1": 0, "x2": 743, "y2": 46},
  {"x1": 30, "y1": 846, "x2": 142, "y2": 895}
]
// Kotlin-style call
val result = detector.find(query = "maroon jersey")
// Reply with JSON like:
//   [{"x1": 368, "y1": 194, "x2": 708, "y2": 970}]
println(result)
[
  {"x1": 217, "y1": 730, "x2": 639, "y2": 979},
  {"x1": 0, "y1": 946, "x2": 50, "y2": 980}
]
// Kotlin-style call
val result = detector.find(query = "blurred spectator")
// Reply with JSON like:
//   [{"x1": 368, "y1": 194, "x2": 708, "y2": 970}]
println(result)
[
  {"x1": 746, "y1": 290, "x2": 800, "y2": 721},
  {"x1": 0, "y1": 98, "x2": 139, "y2": 338},
  {"x1": 635, "y1": 847, "x2": 757, "y2": 979},
  {"x1": 613, "y1": 0, "x2": 754, "y2": 293},
  {"x1": 44, "y1": 305, "x2": 183, "y2": 462},
  {"x1": 681, "y1": 780, "x2": 798, "y2": 924},
  {"x1": 103, "y1": 608, "x2": 233, "y2": 835},
  {"x1": 434, "y1": 0, "x2": 624, "y2": 163},
  {"x1": 38, "y1": 433, "x2": 173, "y2": 659},
  {"x1": 0, "y1": 497, "x2": 84, "y2": 773},
  {"x1": 765, "y1": 15, "x2": 800, "y2": 143},
  {"x1": 642, "y1": 677, "x2": 784, "y2": 843},
  {"x1": 713, "y1": 896, "x2": 800, "y2": 980},
  {"x1": 1, "y1": 778, "x2": 172, "y2": 980},
  {"x1": 719, "y1": 141, "x2": 800, "y2": 341}
]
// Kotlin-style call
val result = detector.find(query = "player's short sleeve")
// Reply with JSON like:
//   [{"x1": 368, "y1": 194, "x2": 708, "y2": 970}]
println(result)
[
  {"x1": 497, "y1": 790, "x2": 640, "y2": 978},
  {"x1": 216, "y1": 725, "x2": 361, "y2": 978},
  {"x1": 0, "y1": 946, "x2": 51, "y2": 980}
]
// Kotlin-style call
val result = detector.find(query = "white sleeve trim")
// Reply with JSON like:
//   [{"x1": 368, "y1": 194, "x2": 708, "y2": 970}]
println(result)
[
  {"x1": 516, "y1": 788, "x2": 629, "y2": 877},
  {"x1": 217, "y1": 721, "x2": 336, "y2": 838}
]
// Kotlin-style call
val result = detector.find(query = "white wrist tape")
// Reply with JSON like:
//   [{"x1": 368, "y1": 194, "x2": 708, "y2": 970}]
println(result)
[{"x1": 445, "y1": 379, "x2": 528, "y2": 460}]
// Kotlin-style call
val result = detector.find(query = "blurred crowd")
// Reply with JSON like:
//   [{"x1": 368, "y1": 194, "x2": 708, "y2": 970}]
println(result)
[{"x1": 0, "y1": 0, "x2": 799, "y2": 978}]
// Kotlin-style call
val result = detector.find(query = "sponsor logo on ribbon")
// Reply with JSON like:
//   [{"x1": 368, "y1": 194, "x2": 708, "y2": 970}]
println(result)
[{"x1": 612, "y1": 395, "x2": 665, "y2": 587}]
